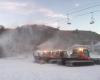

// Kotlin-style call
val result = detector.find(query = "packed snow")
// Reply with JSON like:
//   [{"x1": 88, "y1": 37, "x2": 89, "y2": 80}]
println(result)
[{"x1": 0, "y1": 57, "x2": 100, "y2": 80}]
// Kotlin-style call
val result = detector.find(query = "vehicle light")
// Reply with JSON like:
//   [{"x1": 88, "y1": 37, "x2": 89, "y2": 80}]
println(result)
[{"x1": 78, "y1": 48, "x2": 83, "y2": 52}]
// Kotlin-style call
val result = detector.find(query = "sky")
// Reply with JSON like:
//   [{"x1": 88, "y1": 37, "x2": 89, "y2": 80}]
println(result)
[{"x1": 0, "y1": 0, "x2": 100, "y2": 33}]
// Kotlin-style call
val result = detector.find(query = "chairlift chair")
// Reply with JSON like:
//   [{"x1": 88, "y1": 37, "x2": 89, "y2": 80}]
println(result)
[
  {"x1": 90, "y1": 20, "x2": 95, "y2": 24},
  {"x1": 90, "y1": 12, "x2": 95, "y2": 24}
]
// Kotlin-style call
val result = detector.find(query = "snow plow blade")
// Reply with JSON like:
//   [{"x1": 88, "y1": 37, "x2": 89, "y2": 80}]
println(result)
[{"x1": 65, "y1": 60, "x2": 94, "y2": 67}]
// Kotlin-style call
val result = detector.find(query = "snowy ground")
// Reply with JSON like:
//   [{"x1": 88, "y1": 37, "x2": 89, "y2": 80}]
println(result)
[
  {"x1": 0, "y1": 57, "x2": 100, "y2": 80},
  {"x1": 91, "y1": 52, "x2": 100, "y2": 58}
]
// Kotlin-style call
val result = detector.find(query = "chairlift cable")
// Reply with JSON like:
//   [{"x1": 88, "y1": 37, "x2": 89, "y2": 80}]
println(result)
[
  {"x1": 67, "y1": 4, "x2": 100, "y2": 15},
  {"x1": 74, "y1": 10, "x2": 100, "y2": 18},
  {"x1": 66, "y1": 1, "x2": 100, "y2": 13}
]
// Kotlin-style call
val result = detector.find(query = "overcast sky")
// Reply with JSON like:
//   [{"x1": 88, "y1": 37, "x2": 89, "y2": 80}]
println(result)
[{"x1": 0, "y1": 0, "x2": 100, "y2": 33}]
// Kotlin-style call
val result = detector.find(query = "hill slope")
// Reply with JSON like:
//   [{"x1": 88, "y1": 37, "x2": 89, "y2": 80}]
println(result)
[
  {"x1": 38, "y1": 30, "x2": 100, "y2": 50},
  {"x1": 0, "y1": 24, "x2": 100, "y2": 57}
]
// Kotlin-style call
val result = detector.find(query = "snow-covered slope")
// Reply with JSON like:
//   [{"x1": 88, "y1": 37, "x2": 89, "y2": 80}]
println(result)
[
  {"x1": 0, "y1": 58, "x2": 100, "y2": 80},
  {"x1": 0, "y1": 24, "x2": 100, "y2": 57}
]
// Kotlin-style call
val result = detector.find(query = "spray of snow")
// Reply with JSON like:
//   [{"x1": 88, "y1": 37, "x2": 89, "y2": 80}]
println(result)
[{"x1": 0, "y1": 25, "x2": 58, "y2": 58}]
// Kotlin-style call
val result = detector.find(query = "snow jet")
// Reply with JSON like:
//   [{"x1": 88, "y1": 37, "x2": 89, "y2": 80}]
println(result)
[{"x1": 0, "y1": 25, "x2": 58, "y2": 58}]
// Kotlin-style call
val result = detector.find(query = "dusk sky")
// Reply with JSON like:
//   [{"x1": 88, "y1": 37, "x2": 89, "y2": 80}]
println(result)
[{"x1": 0, "y1": 0, "x2": 100, "y2": 33}]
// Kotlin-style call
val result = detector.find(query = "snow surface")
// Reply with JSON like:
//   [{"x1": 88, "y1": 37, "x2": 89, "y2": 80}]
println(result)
[
  {"x1": 90, "y1": 52, "x2": 100, "y2": 58},
  {"x1": 0, "y1": 57, "x2": 100, "y2": 80}
]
